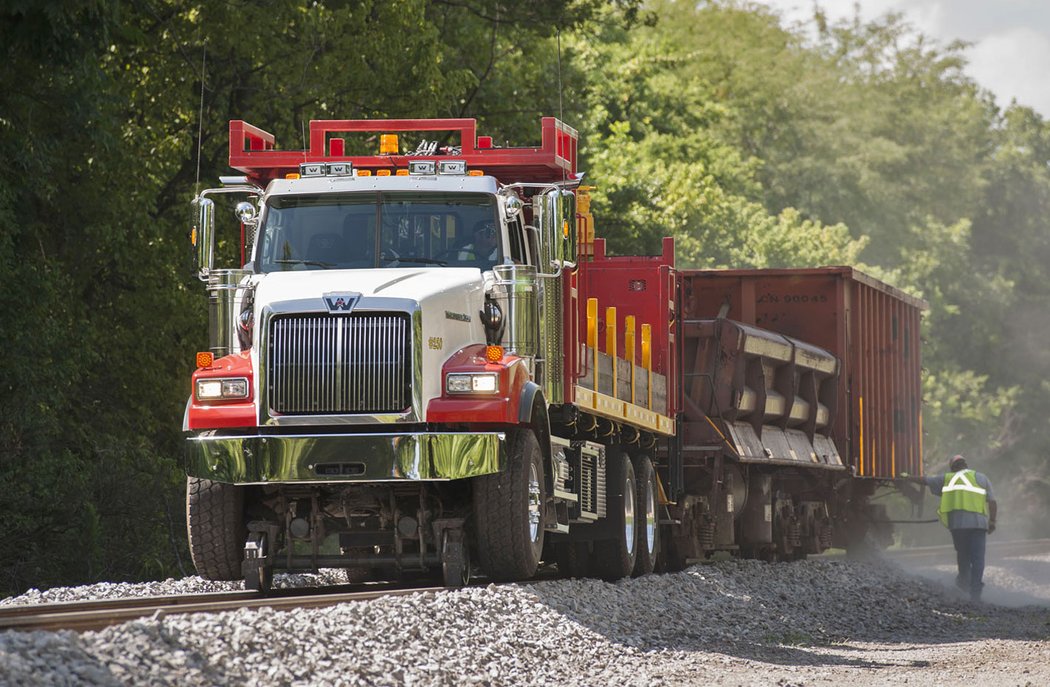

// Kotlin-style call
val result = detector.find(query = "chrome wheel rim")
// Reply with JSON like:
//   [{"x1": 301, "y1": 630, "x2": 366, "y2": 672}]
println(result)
[
  {"x1": 624, "y1": 474, "x2": 636, "y2": 556},
  {"x1": 528, "y1": 460, "x2": 542, "y2": 543},
  {"x1": 644, "y1": 476, "x2": 657, "y2": 554}
]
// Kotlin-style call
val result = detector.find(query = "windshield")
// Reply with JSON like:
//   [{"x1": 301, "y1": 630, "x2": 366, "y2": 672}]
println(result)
[{"x1": 256, "y1": 191, "x2": 501, "y2": 272}]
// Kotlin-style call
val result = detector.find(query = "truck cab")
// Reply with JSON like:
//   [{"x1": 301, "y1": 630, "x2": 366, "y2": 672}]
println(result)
[{"x1": 185, "y1": 118, "x2": 615, "y2": 591}]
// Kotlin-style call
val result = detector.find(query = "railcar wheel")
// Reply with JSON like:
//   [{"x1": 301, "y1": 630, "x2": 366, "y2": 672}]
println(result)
[
  {"x1": 243, "y1": 532, "x2": 273, "y2": 593},
  {"x1": 657, "y1": 542, "x2": 689, "y2": 573},
  {"x1": 592, "y1": 447, "x2": 637, "y2": 581},
  {"x1": 186, "y1": 477, "x2": 245, "y2": 581},
  {"x1": 472, "y1": 429, "x2": 546, "y2": 581},
  {"x1": 554, "y1": 541, "x2": 591, "y2": 579},
  {"x1": 441, "y1": 529, "x2": 471, "y2": 588},
  {"x1": 343, "y1": 568, "x2": 373, "y2": 583},
  {"x1": 631, "y1": 455, "x2": 660, "y2": 577},
  {"x1": 342, "y1": 546, "x2": 377, "y2": 583}
]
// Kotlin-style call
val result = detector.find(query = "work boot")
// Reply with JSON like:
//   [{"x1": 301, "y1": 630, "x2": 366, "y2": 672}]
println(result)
[{"x1": 955, "y1": 575, "x2": 969, "y2": 592}]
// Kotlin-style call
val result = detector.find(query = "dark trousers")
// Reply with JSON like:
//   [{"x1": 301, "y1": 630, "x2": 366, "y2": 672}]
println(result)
[{"x1": 950, "y1": 528, "x2": 987, "y2": 598}]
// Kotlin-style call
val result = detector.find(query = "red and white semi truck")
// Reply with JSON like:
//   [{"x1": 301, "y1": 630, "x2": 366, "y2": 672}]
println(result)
[{"x1": 186, "y1": 117, "x2": 924, "y2": 590}]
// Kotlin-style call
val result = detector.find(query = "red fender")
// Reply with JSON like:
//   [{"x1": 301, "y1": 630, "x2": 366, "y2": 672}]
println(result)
[
  {"x1": 187, "y1": 352, "x2": 257, "y2": 430},
  {"x1": 426, "y1": 345, "x2": 531, "y2": 424}
]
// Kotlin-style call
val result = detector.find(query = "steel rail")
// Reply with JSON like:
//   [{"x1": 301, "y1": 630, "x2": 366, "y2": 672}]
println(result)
[
  {"x1": 813, "y1": 538, "x2": 1050, "y2": 562},
  {"x1": 883, "y1": 537, "x2": 1050, "y2": 562},
  {"x1": 0, "y1": 584, "x2": 444, "y2": 634}
]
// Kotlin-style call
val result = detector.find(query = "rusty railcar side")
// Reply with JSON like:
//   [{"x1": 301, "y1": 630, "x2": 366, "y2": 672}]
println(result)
[{"x1": 677, "y1": 267, "x2": 926, "y2": 480}]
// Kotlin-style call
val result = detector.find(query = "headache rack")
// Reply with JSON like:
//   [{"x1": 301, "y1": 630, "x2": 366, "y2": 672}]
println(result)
[{"x1": 229, "y1": 117, "x2": 578, "y2": 185}]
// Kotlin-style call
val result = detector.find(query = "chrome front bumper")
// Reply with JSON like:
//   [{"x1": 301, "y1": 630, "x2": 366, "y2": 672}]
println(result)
[{"x1": 186, "y1": 431, "x2": 505, "y2": 485}]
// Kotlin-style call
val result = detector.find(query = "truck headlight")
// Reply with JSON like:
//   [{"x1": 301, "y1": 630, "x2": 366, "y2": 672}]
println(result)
[
  {"x1": 446, "y1": 372, "x2": 499, "y2": 394},
  {"x1": 196, "y1": 377, "x2": 250, "y2": 401}
]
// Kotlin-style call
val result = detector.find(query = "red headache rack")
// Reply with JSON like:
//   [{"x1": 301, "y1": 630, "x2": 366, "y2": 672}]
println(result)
[{"x1": 229, "y1": 117, "x2": 578, "y2": 185}]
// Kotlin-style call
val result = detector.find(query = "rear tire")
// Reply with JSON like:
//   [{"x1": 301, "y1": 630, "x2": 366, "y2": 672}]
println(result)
[
  {"x1": 473, "y1": 429, "x2": 546, "y2": 581},
  {"x1": 592, "y1": 447, "x2": 637, "y2": 581},
  {"x1": 631, "y1": 454, "x2": 660, "y2": 577},
  {"x1": 187, "y1": 477, "x2": 245, "y2": 581}
]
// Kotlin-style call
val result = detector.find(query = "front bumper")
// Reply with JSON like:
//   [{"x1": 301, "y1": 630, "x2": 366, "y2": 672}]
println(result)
[{"x1": 186, "y1": 431, "x2": 505, "y2": 485}]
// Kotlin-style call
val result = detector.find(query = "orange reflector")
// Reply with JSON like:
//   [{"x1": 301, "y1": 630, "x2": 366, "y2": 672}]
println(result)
[
  {"x1": 285, "y1": 173, "x2": 301, "y2": 179},
  {"x1": 377, "y1": 169, "x2": 391, "y2": 176},
  {"x1": 468, "y1": 170, "x2": 484, "y2": 176},
  {"x1": 357, "y1": 170, "x2": 372, "y2": 176},
  {"x1": 396, "y1": 169, "x2": 409, "y2": 176},
  {"x1": 380, "y1": 134, "x2": 399, "y2": 154},
  {"x1": 485, "y1": 345, "x2": 504, "y2": 362},
  {"x1": 190, "y1": 227, "x2": 197, "y2": 246},
  {"x1": 196, "y1": 352, "x2": 214, "y2": 368}
]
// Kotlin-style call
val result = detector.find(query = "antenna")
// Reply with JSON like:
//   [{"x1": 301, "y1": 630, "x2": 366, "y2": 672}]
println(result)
[
  {"x1": 556, "y1": 28, "x2": 564, "y2": 126},
  {"x1": 194, "y1": 46, "x2": 207, "y2": 196},
  {"x1": 556, "y1": 27, "x2": 565, "y2": 180}
]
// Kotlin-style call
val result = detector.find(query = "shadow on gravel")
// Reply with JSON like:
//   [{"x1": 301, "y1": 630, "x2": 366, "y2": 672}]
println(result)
[{"x1": 524, "y1": 557, "x2": 1050, "y2": 670}]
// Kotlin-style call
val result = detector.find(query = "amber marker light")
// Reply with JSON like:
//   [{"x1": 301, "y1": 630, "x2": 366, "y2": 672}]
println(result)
[
  {"x1": 377, "y1": 169, "x2": 391, "y2": 176},
  {"x1": 468, "y1": 170, "x2": 484, "y2": 176},
  {"x1": 196, "y1": 352, "x2": 214, "y2": 368},
  {"x1": 485, "y1": 345, "x2": 504, "y2": 362},
  {"x1": 395, "y1": 169, "x2": 409, "y2": 176},
  {"x1": 379, "y1": 134, "x2": 399, "y2": 154},
  {"x1": 285, "y1": 173, "x2": 301, "y2": 179},
  {"x1": 357, "y1": 170, "x2": 372, "y2": 176}
]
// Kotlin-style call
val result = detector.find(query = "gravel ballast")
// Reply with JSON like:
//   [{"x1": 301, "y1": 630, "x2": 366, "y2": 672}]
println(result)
[{"x1": 2, "y1": 553, "x2": 1048, "y2": 686}]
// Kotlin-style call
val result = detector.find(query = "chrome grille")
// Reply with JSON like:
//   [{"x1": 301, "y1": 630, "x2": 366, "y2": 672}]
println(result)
[{"x1": 268, "y1": 313, "x2": 411, "y2": 414}]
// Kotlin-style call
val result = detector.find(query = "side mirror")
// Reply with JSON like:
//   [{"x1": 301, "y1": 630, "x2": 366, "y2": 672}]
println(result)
[
  {"x1": 235, "y1": 201, "x2": 258, "y2": 225},
  {"x1": 538, "y1": 189, "x2": 577, "y2": 273},
  {"x1": 192, "y1": 197, "x2": 215, "y2": 281},
  {"x1": 503, "y1": 194, "x2": 522, "y2": 218},
  {"x1": 560, "y1": 190, "x2": 576, "y2": 266}
]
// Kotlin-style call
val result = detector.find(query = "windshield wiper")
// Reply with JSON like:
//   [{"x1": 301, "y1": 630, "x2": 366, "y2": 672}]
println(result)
[
  {"x1": 392, "y1": 257, "x2": 448, "y2": 266},
  {"x1": 272, "y1": 259, "x2": 335, "y2": 269}
]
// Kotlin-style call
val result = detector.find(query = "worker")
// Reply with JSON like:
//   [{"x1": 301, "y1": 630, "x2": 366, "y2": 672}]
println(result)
[
  {"x1": 457, "y1": 220, "x2": 500, "y2": 262},
  {"x1": 920, "y1": 455, "x2": 997, "y2": 601}
]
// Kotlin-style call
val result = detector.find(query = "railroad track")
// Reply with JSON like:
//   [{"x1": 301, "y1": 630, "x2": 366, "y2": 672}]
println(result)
[
  {"x1": 0, "y1": 583, "x2": 444, "y2": 634},
  {"x1": 814, "y1": 537, "x2": 1050, "y2": 564},
  {"x1": 883, "y1": 537, "x2": 1050, "y2": 563},
  {"x1": 5, "y1": 539, "x2": 1045, "y2": 634}
]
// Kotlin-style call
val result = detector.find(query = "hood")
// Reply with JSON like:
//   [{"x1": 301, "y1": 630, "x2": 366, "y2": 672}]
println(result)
[{"x1": 253, "y1": 267, "x2": 486, "y2": 310}]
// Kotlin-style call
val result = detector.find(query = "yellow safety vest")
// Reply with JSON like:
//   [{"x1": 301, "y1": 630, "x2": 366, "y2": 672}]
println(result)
[{"x1": 938, "y1": 469, "x2": 988, "y2": 527}]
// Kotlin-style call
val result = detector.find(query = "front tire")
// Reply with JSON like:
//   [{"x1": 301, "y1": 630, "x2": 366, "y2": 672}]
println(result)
[
  {"x1": 473, "y1": 429, "x2": 546, "y2": 581},
  {"x1": 187, "y1": 477, "x2": 245, "y2": 581}
]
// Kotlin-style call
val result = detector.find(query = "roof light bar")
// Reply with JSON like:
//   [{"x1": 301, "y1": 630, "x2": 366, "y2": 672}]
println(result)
[
  {"x1": 409, "y1": 160, "x2": 436, "y2": 175},
  {"x1": 438, "y1": 160, "x2": 467, "y2": 175}
]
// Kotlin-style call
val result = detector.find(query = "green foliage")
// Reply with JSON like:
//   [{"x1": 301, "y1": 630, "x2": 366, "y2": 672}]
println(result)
[{"x1": 570, "y1": 5, "x2": 864, "y2": 269}]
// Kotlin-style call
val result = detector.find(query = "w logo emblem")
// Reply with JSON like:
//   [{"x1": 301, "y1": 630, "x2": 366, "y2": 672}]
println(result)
[{"x1": 324, "y1": 292, "x2": 360, "y2": 312}]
